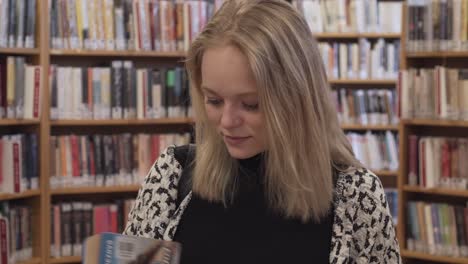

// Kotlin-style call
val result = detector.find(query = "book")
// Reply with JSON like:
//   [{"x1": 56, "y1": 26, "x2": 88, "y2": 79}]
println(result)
[{"x1": 83, "y1": 232, "x2": 181, "y2": 264}]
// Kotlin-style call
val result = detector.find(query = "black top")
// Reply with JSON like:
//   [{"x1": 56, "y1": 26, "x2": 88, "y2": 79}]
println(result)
[{"x1": 173, "y1": 153, "x2": 334, "y2": 264}]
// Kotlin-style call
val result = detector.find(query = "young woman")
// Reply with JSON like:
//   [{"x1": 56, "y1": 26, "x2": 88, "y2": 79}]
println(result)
[{"x1": 124, "y1": 1, "x2": 401, "y2": 263}]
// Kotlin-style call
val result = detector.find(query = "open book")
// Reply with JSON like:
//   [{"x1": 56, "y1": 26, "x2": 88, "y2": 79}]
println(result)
[{"x1": 83, "y1": 233, "x2": 182, "y2": 264}]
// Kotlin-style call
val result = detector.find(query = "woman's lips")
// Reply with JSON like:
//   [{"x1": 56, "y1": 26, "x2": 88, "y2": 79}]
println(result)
[{"x1": 224, "y1": 135, "x2": 250, "y2": 145}]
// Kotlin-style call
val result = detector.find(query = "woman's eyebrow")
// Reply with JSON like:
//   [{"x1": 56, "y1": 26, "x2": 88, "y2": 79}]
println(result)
[
  {"x1": 201, "y1": 86, "x2": 219, "y2": 95},
  {"x1": 201, "y1": 85, "x2": 258, "y2": 97}
]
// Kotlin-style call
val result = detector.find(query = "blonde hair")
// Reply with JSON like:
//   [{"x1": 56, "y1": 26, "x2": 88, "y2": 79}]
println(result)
[{"x1": 186, "y1": 0, "x2": 361, "y2": 222}]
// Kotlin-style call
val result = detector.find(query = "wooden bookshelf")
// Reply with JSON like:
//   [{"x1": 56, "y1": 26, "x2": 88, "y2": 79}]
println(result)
[
  {"x1": 406, "y1": 51, "x2": 468, "y2": 58},
  {"x1": 17, "y1": 257, "x2": 43, "y2": 264},
  {"x1": 314, "y1": 32, "x2": 401, "y2": 39},
  {"x1": 340, "y1": 124, "x2": 399, "y2": 131},
  {"x1": 49, "y1": 256, "x2": 81, "y2": 264},
  {"x1": 0, "y1": 48, "x2": 40, "y2": 55},
  {"x1": 402, "y1": 250, "x2": 468, "y2": 264},
  {"x1": 0, "y1": 119, "x2": 40, "y2": 126},
  {"x1": 0, "y1": 190, "x2": 41, "y2": 201},
  {"x1": 0, "y1": 1, "x2": 406, "y2": 263},
  {"x1": 374, "y1": 170, "x2": 399, "y2": 177},
  {"x1": 402, "y1": 119, "x2": 468, "y2": 128},
  {"x1": 50, "y1": 118, "x2": 194, "y2": 126},
  {"x1": 328, "y1": 79, "x2": 397, "y2": 85},
  {"x1": 50, "y1": 49, "x2": 186, "y2": 58},
  {"x1": 50, "y1": 185, "x2": 140, "y2": 195},
  {"x1": 397, "y1": 3, "x2": 468, "y2": 263},
  {"x1": 403, "y1": 186, "x2": 468, "y2": 198}
]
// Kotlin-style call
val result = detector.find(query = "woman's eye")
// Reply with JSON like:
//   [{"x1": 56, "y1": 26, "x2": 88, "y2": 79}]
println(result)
[
  {"x1": 242, "y1": 102, "x2": 259, "y2": 111},
  {"x1": 206, "y1": 98, "x2": 223, "y2": 106}
]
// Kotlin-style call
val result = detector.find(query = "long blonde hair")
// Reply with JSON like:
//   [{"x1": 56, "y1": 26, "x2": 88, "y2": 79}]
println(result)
[{"x1": 186, "y1": 0, "x2": 361, "y2": 222}]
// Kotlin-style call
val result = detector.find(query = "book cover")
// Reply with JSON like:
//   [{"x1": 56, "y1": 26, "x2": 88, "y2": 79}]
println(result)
[{"x1": 83, "y1": 232, "x2": 181, "y2": 264}]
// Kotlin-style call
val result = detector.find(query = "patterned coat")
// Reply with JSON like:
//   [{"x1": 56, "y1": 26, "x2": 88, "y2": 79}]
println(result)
[{"x1": 123, "y1": 145, "x2": 402, "y2": 263}]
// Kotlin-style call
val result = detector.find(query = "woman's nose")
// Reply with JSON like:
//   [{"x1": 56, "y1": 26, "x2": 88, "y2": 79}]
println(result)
[{"x1": 220, "y1": 104, "x2": 242, "y2": 128}]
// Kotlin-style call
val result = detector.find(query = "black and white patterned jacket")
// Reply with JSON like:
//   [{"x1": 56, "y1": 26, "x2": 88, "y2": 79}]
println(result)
[{"x1": 123, "y1": 145, "x2": 401, "y2": 263}]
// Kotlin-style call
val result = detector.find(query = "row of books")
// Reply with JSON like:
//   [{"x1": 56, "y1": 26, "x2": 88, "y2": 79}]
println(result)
[
  {"x1": 385, "y1": 188, "x2": 398, "y2": 225},
  {"x1": 408, "y1": 136, "x2": 468, "y2": 190},
  {"x1": 0, "y1": 134, "x2": 38, "y2": 194},
  {"x1": 0, "y1": 57, "x2": 42, "y2": 119},
  {"x1": 50, "y1": 63, "x2": 190, "y2": 120},
  {"x1": 292, "y1": 0, "x2": 402, "y2": 34},
  {"x1": 332, "y1": 88, "x2": 398, "y2": 126},
  {"x1": 0, "y1": 203, "x2": 33, "y2": 264},
  {"x1": 318, "y1": 39, "x2": 400, "y2": 80},
  {"x1": 407, "y1": 201, "x2": 468, "y2": 258},
  {"x1": 346, "y1": 131, "x2": 399, "y2": 171},
  {"x1": 50, "y1": 132, "x2": 191, "y2": 189},
  {"x1": 406, "y1": 0, "x2": 468, "y2": 52},
  {"x1": 49, "y1": 0, "x2": 224, "y2": 52},
  {"x1": 50, "y1": 199, "x2": 135, "y2": 258},
  {"x1": 0, "y1": 0, "x2": 37, "y2": 48},
  {"x1": 398, "y1": 67, "x2": 468, "y2": 120}
]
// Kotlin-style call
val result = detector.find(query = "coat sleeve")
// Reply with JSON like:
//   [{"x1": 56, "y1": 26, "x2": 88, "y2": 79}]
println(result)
[
  {"x1": 371, "y1": 182, "x2": 401, "y2": 263},
  {"x1": 123, "y1": 146, "x2": 182, "y2": 239},
  {"x1": 354, "y1": 171, "x2": 402, "y2": 264}
]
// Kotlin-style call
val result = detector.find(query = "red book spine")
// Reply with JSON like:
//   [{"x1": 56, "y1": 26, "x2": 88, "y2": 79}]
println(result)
[
  {"x1": 0, "y1": 218, "x2": 8, "y2": 264},
  {"x1": 89, "y1": 141, "x2": 96, "y2": 178},
  {"x1": 13, "y1": 141, "x2": 20, "y2": 193},
  {"x1": 33, "y1": 67, "x2": 41, "y2": 118},
  {"x1": 0, "y1": 139, "x2": 3, "y2": 187},
  {"x1": 441, "y1": 140, "x2": 451, "y2": 182},
  {"x1": 143, "y1": 71, "x2": 147, "y2": 118},
  {"x1": 70, "y1": 136, "x2": 80, "y2": 177},
  {"x1": 110, "y1": 205, "x2": 118, "y2": 233},
  {"x1": 93, "y1": 206, "x2": 110, "y2": 234}
]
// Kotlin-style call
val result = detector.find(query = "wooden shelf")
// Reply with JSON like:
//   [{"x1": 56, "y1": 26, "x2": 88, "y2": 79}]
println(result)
[
  {"x1": 50, "y1": 256, "x2": 82, "y2": 264},
  {"x1": 341, "y1": 124, "x2": 399, "y2": 131},
  {"x1": 373, "y1": 170, "x2": 398, "y2": 176},
  {"x1": 402, "y1": 250, "x2": 468, "y2": 264},
  {"x1": 0, "y1": 48, "x2": 40, "y2": 55},
  {"x1": 402, "y1": 119, "x2": 468, "y2": 128},
  {"x1": 0, "y1": 190, "x2": 41, "y2": 201},
  {"x1": 314, "y1": 32, "x2": 401, "y2": 39},
  {"x1": 0, "y1": 119, "x2": 40, "y2": 126},
  {"x1": 50, "y1": 185, "x2": 140, "y2": 195},
  {"x1": 50, "y1": 49, "x2": 186, "y2": 57},
  {"x1": 406, "y1": 51, "x2": 468, "y2": 58},
  {"x1": 329, "y1": 79, "x2": 397, "y2": 85},
  {"x1": 50, "y1": 117, "x2": 194, "y2": 126},
  {"x1": 17, "y1": 257, "x2": 42, "y2": 264},
  {"x1": 403, "y1": 185, "x2": 468, "y2": 198}
]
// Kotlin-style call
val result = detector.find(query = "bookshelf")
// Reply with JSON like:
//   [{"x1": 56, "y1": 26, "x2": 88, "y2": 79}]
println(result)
[
  {"x1": 48, "y1": 257, "x2": 81, "y2": 264},
  {"x1": 0, "y1": 0, "x2": 408, "y2": 263},
  {"x1": 328, "y1": 79, "x2": 397, "y2": 85},
  {"x1": 0, "y1": 190, "x2": 41, "y2": 202},
  {"x1": 406, "y1": 52, "x2": 468, "y2": 58},
  {"x1": 50, "y1": 185, "x2": 140, "y2": 196},
  {"x1": 0, "y1": 48, "x2": 40, "y2": 55},
  {"x1": 402, "y1": 250, "x2": 468, "y2": 264},
  {"x1": 314, "y1": 32, "x2": 401, "y2": 39},
  {"x1": 397, "y1": 1, "x2": 468, "y2": 263},
  {"x1": 340, "y1": 124, "x2": 399, "y2": 131},
  {"x1": 49, "y1": 118, "x2": 194, "y2": 127},
  {"x1": 49, "y1": 50, "x2": 187, "y2": 58}
]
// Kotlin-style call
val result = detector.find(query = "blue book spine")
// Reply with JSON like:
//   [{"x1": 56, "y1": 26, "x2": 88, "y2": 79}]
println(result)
[{"x1": 99, "y1": 233, "x2": 118, "y2": 264}]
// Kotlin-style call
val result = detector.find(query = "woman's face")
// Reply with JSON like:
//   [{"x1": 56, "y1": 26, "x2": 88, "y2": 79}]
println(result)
[{"x1": 201, "y1": 45, "x2": 267, "y2": 159}]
